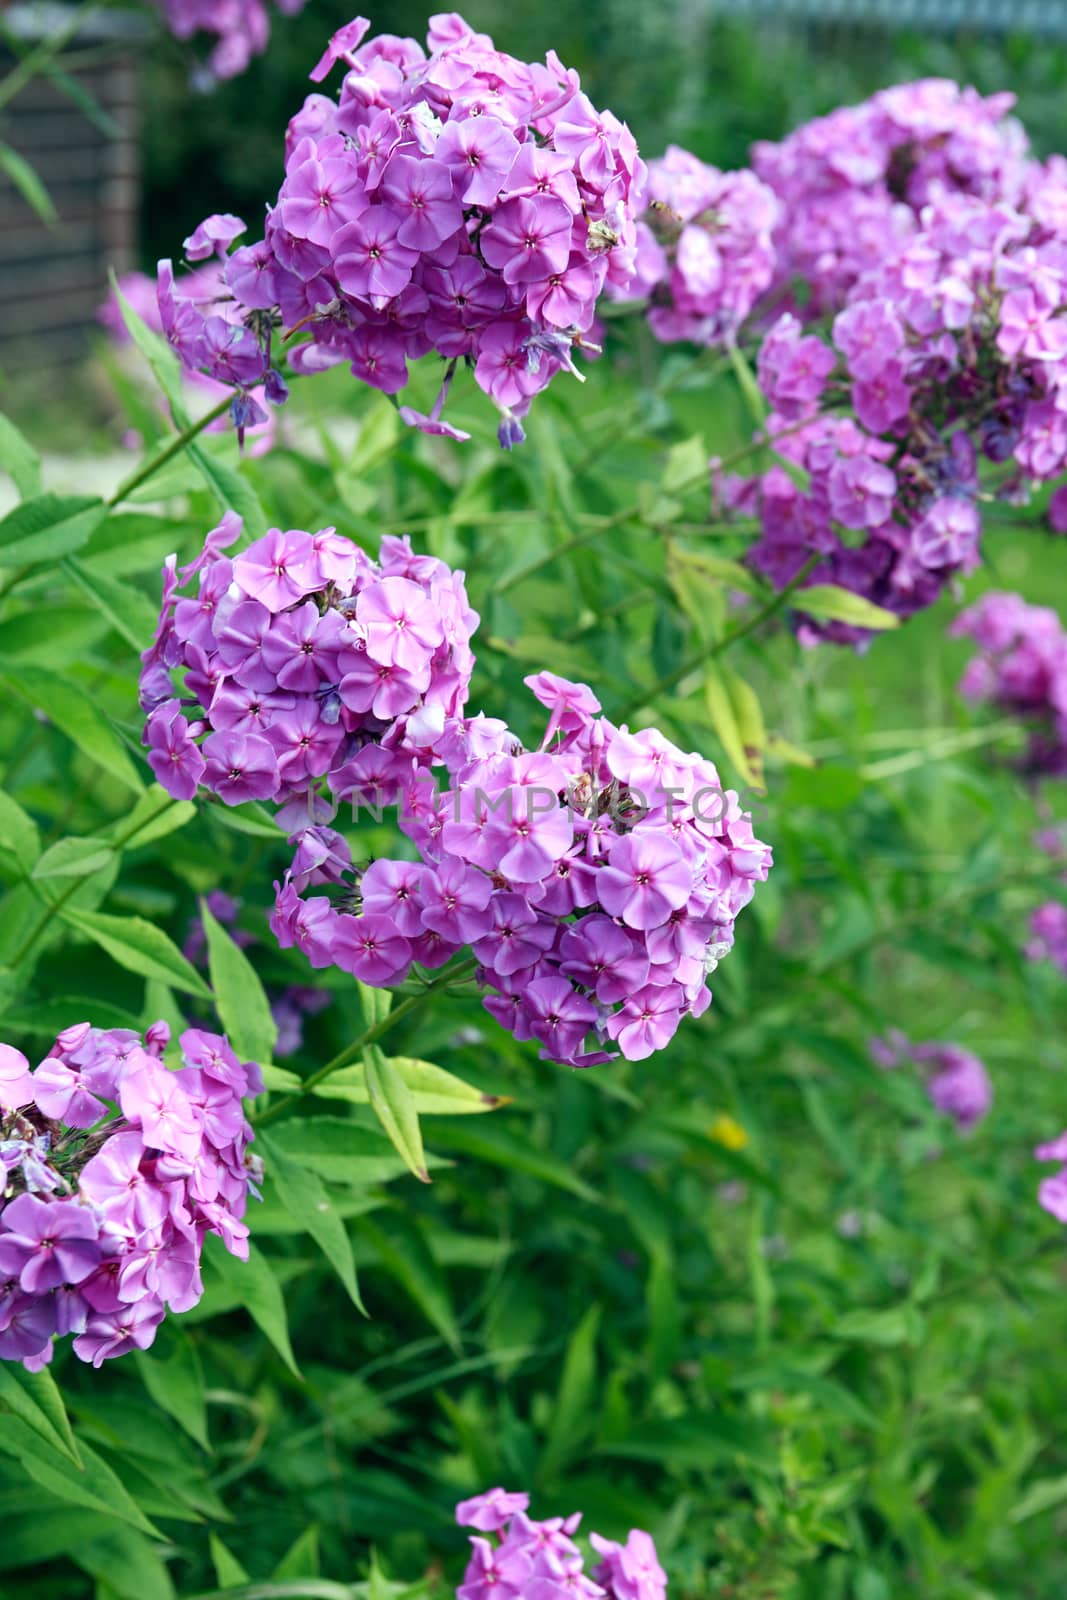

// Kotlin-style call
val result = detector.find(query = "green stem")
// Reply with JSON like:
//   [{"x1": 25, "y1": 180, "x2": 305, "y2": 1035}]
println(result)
[
  {"x1": 859, "y1": 719, "x2": 1024, "y2": 781},
  {"x1": 491, "y1": 420, "x2": 810, "y2": 598},
  {"x1": 8, "y1": 792, "x2": 177, "y2": 969},
  {"x1": 254, "y1": 956, "x2": 480, "y2": 1127},
  {"x1": 105, "y1": 392, "x2": 234, "y2": 508},
  {"x1": 618, "y1": 553, "x2": 821, "y2": 719}
]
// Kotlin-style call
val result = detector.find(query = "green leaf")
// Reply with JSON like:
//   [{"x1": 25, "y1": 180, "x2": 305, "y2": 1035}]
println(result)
[
  {"x1": 0, "y1": 411, "x2": 42, "y2": 498},
  {"x1": 134, "y1": 1325, "x2": 210, "y2": 1451},
  {"x1": 210, "y1": 1534, "x2": 251, "y2": 1586},
  {"x1": 598, "y1": 1410, "x2": 777, "y2": 1473},
  {"x1": 207, "y1": 800, "x2": 286, "y2": 841},
  {"x1": 539, "y1": 1304, "x2": 601, "y2": 1481},
  {"x1": 0, "y1": 494, "x2": 105, "y2": 566},
  {"x1": 363, "y1": 1044, "x2": 430, "y2": 1185},
  {"x1": 0, "y1": 663, "x2": 143, "y2": 793},
  {"x1": 0, "y1": 996, "x2": 143, "y2": 1037},
  {"x1": 0, "y1": 141, "x2": 56, "y2": 224},
  {"x1": 142, "y1": 978, "x2": 188, "y2": 1054},
  {"x1": 349, "y1": 395, "x2": 400, "y2": 473},
  {"x1": 260, "y1": 1132, "x2": 365, "y2": 1313},
  {"x1": 0, "y1": 606, "x2": 107, "y2": 666},
  {"x1": 114, "y1": 788, "x2": 194, "y2": 851},
  {"x1": 669, "y1": 543, "x2": 762, "y2": 600},
  {"x1": 60, "y1": 908, "x2": 212, "y2": 999},
  {"x1": 313, "y1": 1056, "x2": 509, "y2": 1116},
  {"x1": 704, "y1": 662, "x2": 766, "y2": 790},
  {"x1": 109, "y1": 272, "x2": 189, "y2": 421},
  {"x1": 726, "y1": 337, "x2": 768, "y2": 431},
  {"x1": 32, "y1": 837, "x2": 115, "y2": 881},
  {"x1": 268, "y1": 1117, "x2": 438, "y2": 1187},
  {"x1": 75, "y1": 1527, "x2": 177, "y2": 1600},
  {"x1": 187, "y1": 444, "x2": 268, "y2": 535},
  {"x1": 273, "y1": 1525, "x2": 321, "y2": 1580},
  {"x1": 1009, "y1": 1472, "x2": 1067, "y2": 1524},
  {"x1": 63, "y1": 559, "x2": 159, "y2": 651},
  {"x1": 357, "y1": 981, "x2": 393, "y2": 1030},
  {"x1": 731, "y1": 1363, "x2": 877, "y2": 1428},
  {"x1": 204, "y1": 1236, "x2": 301, "y2": 1379},
  {"x1": 0, "y1": 788, "x2": 40, "y2": 868},
  {"x1": 662, "y1": 434, "x2": 707, "y2": 495},
  {"x1": 0, "y1": 1362, "x2": 81, "y2": 1467},
  {"x1": 201, "y1": 899, "x2": 277, "y2": 1065},
  {"x1": 354, "y1": 1212, "x2": 459, "y2": 1350},
  {"x1": 0, "y1": 1420, "x2": 161, "y2": 1536},
  {"x1": 427, "y1": 1120, "x2": 599, "y2": 1203},
  {"x1": 794, "y1": 584, "x2": 901, "y2": 631},
  {"x1": 832, "y1": 1305, "x2": 925, "y2": 1346}
]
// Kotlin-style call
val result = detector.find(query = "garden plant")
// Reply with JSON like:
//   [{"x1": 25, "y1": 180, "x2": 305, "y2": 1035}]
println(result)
[{"x1": 2, "y1": 7, "x2": 1067, "y2": 1600}]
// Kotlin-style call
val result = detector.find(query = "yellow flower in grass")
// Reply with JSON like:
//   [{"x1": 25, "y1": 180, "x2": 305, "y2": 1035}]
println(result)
[{"x1": 707, "y1": 1114, "x2": 748, "y2": 1151}]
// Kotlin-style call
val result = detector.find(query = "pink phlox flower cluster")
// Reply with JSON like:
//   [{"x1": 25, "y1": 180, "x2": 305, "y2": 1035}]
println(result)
[
  {"x1": 952, "y1": 590, "x2": 1067, "y2": 776},
  {"x1": 157, "y1": 250, "x2": 289, "y2": 445},
  {"x1": 0, "y1": 1023, "x2": 261, "y2": 1371},
  {"x1": 454, "y1": 1488, "x2": 666, "y2": 1600},
  {"x1": 139, "y1": 516, "x2": 479, "y2": 818},
  {"x1": 868, "y1": 1032, "x2": 992, "y2": 1132},
  {"x1": 726, "y1": 160, "x2": 1067, "y2": 643},
  {"x1": 619, "y1": 144, "x2": 778, "y2": 346},
  {"x1": 159, "y1": 12, "x2": 646, "y2": 445},
  {"x1": 753, "y1": 79, "x2": 1028, "y2": 315},
  {"x1": 100, "y1": 270, "x2": 277, "y2": 456},
  {"x1": 272, "y1": 674, "x2": 771, "y2": 1067},
  {"x1": 158, "y1": 0, "x2": 308, "y2": 84}
]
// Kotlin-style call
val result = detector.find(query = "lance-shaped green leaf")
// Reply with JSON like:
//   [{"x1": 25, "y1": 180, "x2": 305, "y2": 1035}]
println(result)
[
  {"x1": 0, "y1": 411, "x2": 42, "y2": 499},
  {"x1": 0, "y1": 789, "x2": 40, "y2": 870},
  {"x1": 210, "y1": 1534, "x2": 251, "y2": 1586},
  {"x1": 113, "y1": 787, "x2": 194, "y2": 851},
  {"x1": 363, "y1": 1044, "x2": 430, "y2": 1184},
  {"x1": 427, "y1": 1120, "x2": 599, "y2": 1203},
  {"x1": 60, "y1": 908, "x2": 212, "y2": 999},
  {"x1": 0, "y1": 1362, "x2": 81, "y2": 1467},
  {"x1": 538, "y1": 1304, "x2": 601, "y2": 1481},
  {"x1": 312, "y1": 1056, "x2": 509, "y2": 1116},
  {"x1": 726, "y1": 336, "x2": 768, "y2": 430},
  {"x1": 63, "y1": 558, "x2": 159, "y2": 651},
  {"x1": 32, "y1": 837, "x2": 115, "y2": 881},
  {"x1": 357, "y1": 981, "x2": 393, "y2": 1030},
  {"x1": 204, "y1": 1236, "x2": 301, "y2": 1379},
  {"x1": 793, "y1": 584, "x2": 901, "y2": 631},
  {"x1": 0, "y1": 1420, "x2": 161, "y2": 1535},
  {"x1": 0, "y1": 142, "x2": 56, "y2": 224},
  {"x1": 110, "y1": 273, "x2": 189, "y2": 420},
  {"x1": 187, "y1": 444, "x2": 268, "y2": 536},
  {"x1": 259, "y1": 1131, "x2": 365, "y2": 1313},
  {"x1": 354, "y1": 1212, "x2": 458, "y2": 1350},
  {"x1": 0, "y1": 663, "x2": 143, "y2": 793},
  {"x1": 201, "y1": 899, "x2": 277, "y2": 1066},
  {"x1": 704, "y1": 662, "x2": 767, "y2": 790},
  {"x1": 135, "y1": 1325, "x2": 210, "y2": 1452},
  {"x1": 0, "y1": 494, "x2": 105, "y2": 566}
]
